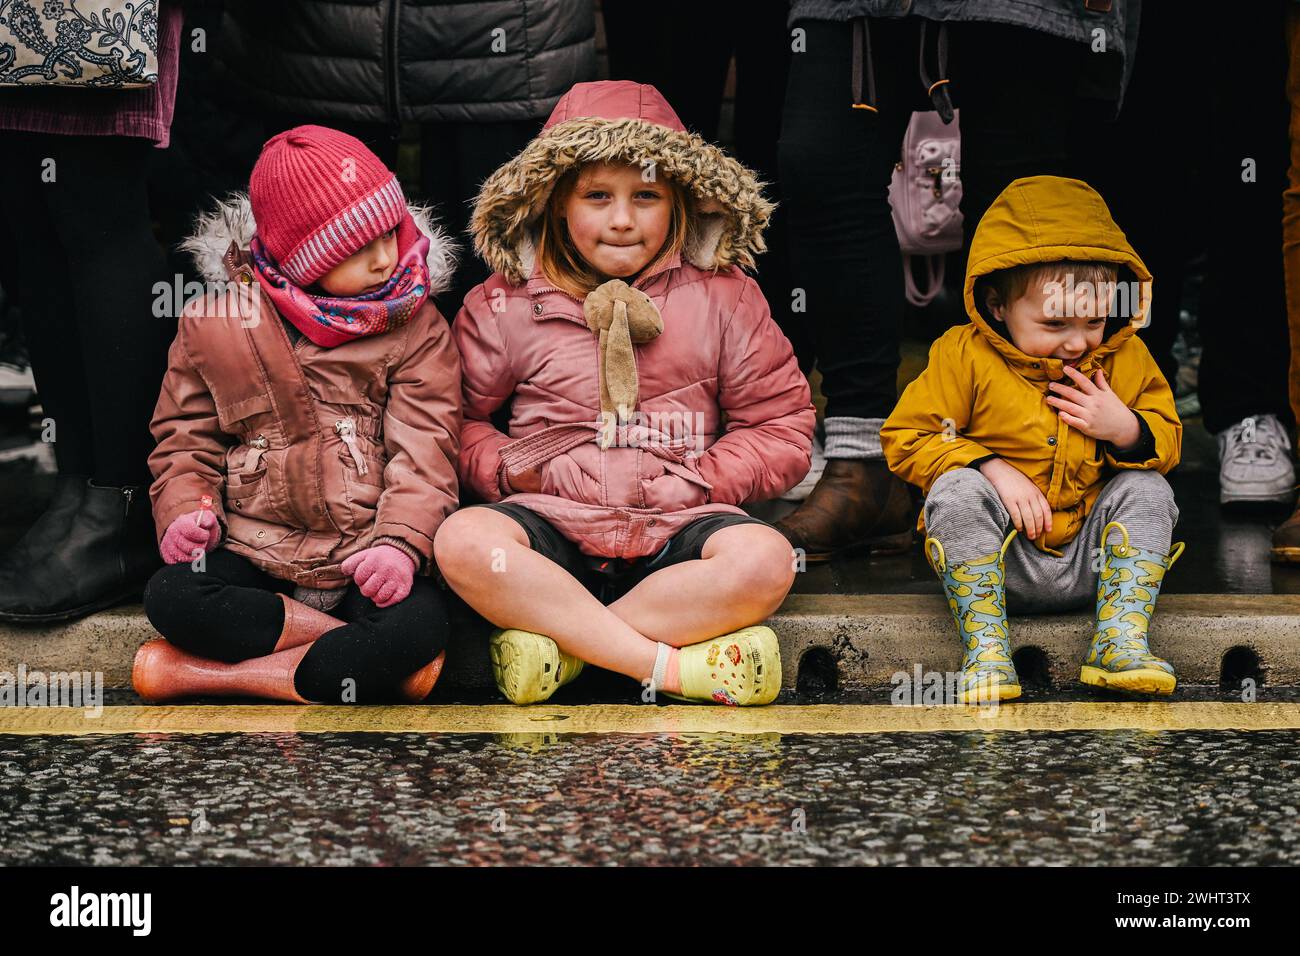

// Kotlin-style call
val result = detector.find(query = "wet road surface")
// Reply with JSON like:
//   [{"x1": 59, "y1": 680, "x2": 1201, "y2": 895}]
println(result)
[{"x1": 2, "y1": 691, "x2": 1298, "y2": 866}]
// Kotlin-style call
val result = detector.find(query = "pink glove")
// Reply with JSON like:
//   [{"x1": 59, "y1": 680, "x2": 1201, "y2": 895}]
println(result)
[
  {"x1": 160, "y1": 510, "x2": 221, "y2": 564},
  {"x1": 341, "y1": 544, "x2": 416, "y2": 608}
]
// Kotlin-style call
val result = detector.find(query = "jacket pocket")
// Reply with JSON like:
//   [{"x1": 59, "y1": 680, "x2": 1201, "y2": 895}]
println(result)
[
  {"x1": 334, "y1": 414, "x2": 386, "y2": 488},
  {"x1": 226, "y1": 466, "x2": 267, "y2": 501},
  {"x1": 226, "y1": 513, "x2": 295, "y2": 552},
  {"x1": 341, "y1": 468, "x2": 382, "y2": 533},
  {"x1": 215, "y1": 394, "x2": 273, "y2": 436}
]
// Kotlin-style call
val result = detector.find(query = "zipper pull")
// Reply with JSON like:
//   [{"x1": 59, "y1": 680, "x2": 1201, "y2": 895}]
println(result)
[
  {"x1": 334, "y1": 418, "x2": 369, "y2": 476},
  {"x1": 246, "y1": 434, "x2": 269, "y2": 472},
  {"x1": 121, "y1": 486, "x2": 134, "y2": 516}
]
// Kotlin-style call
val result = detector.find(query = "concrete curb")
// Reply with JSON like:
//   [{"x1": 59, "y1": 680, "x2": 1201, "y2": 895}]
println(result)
[{"x1": 2, "y1": 593, "x2": 1297, "y2": 691}]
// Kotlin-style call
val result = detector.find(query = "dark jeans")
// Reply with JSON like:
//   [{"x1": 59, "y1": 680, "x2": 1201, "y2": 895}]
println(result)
[
  {"x1": 1194, "y1": 6, "x2": 1293, "y2": 434},
  {"x1": 0, "y1": 133, "x2": 172, "y2": 486},
  {"x1": 778, "y1": 18, "x2": 1085, "y2": 421},
  {"x1": 604, "y1": 0, "x2": 805, "y2": 364},
  {"x1": 143, "y1": 548, "x2": 448, "y2": 703}
]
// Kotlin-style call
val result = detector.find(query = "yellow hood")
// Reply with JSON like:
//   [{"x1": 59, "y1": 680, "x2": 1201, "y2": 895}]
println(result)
[
  {"x1": 883, "y1": 175, "x2": 1180, "y2": 555},
  {"x1": 964, "y1": 176, "x2": 1153, "y2": 371}
]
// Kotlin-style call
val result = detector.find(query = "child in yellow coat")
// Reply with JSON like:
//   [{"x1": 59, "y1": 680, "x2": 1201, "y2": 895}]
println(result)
[{"x1": 881, "y1": 176, "x2": 1183, "y2": 702}]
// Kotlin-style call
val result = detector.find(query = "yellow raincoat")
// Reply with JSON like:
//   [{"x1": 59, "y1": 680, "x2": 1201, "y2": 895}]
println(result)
[{"x1": 881, "y1": 176, "x2": 1182, "y2": 555}]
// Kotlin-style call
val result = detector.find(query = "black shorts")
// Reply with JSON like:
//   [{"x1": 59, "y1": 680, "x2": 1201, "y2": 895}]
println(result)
[{"x1": 478, "y1": 503, "x2": 771, "y2": 604}]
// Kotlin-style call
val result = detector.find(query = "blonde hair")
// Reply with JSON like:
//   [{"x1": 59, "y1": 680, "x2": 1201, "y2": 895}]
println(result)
[
  {"x1": 535, "y1": 164, "x2": 690, "y2": 299},
  {"x1": 984, "y1": 261, "x2": 1120, "y2": 314}
]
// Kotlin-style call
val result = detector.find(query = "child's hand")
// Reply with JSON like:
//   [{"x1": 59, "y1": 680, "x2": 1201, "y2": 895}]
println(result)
[
  {"x1": 1045, "y1": 367, "x2": 1141, "y2": 450},
  {"x1": 978, "y1": 458, "x2": 1053, "y2": 541},
  {"x1": 501, "y1": 455, "x2": 543, "y2": 494},
  {"x1": 160, "y1": 510, "x2": 221, "y2": 564},
  {"x1": 341, "y1": 544, "x2": 416, "y2": 607}
]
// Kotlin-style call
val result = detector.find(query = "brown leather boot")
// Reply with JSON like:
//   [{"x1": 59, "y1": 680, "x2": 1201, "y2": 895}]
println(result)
[
  {"x1": 1272, "y1": 499, "x2": 1300, "y2": 563},
  {"x1": 132, "y1": 639, "x2": 313, "y2": 703},
  {"x1": 774, "y1": 458, "x2": 915, "y2": 561}
]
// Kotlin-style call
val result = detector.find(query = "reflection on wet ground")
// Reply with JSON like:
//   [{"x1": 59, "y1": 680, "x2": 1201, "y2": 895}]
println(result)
[{"x1": 2, "y1": 728, "x2": 1296, "y2": 865}]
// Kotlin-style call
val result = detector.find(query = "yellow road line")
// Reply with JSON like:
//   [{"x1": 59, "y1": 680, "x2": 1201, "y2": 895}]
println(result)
[{"x1": 1, "y1": 702, "x2": 1299, "y2": 736}]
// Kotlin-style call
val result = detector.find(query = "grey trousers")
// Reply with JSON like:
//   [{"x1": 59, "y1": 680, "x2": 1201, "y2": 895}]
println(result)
[{"x1": 923, "y1": 468, "x2": 1180, "y2": 614}]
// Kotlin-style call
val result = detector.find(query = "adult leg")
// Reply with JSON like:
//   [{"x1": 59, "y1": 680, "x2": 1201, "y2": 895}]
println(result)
[
  {"x1": 1199, "y1": 7, "x2": 1296, "y2": 508},
  {"x1": 732, "y1": 2, "x2": 809, "y2": 369},
  {"x1": 421, "y1": 119, "x2": 540, "y2": 323},
  {"x1": 1274, "y1": 3, "x2": 1300, "y2": 561},
  {"x1": 773, "y1": 17, "x2": 916, "y2": 560},
  {"x1": 604, "y1": 517, "x2": 795, "y2": 647},
  {"x1": 0, "y1": 135, "x2": 99, "y2": 609},
  {"x1": 949, "y1": 21, "x2": 1085, "y2": 250},
  {"x1": 39, "y1": 135, "x2": 174, "y2": 488},
  {"x1": 0, "y1": 134, "x2": 96, "y2": 479},
  {"x1": 1067, "y1": 1, "x2": 1194, "y2": 388}
]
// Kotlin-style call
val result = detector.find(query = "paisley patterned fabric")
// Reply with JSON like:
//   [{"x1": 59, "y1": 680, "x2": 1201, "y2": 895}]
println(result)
[
  {"x1": 0, "y1": 0, "x2": 160, "y2": 88},
  {"x1": 926, "y1": 529, "x2": 1021, "y2": 703},
  {"x1": 1083, "y1": 521, "x2": 1182, "y2": 686}
]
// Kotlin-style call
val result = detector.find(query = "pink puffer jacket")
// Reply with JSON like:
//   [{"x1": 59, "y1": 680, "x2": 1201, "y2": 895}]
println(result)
[{"x1": 456, "y1": 81, "x2": 815, "y2": 560}]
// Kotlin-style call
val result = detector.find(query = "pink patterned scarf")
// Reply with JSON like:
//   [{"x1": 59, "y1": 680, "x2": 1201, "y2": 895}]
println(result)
[{"x1": 249, "y1": 211, "x2": 431, "y2": 348}]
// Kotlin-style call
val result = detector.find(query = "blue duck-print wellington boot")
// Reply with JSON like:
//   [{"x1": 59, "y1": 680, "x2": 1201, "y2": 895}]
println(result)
[
  {"x1": 1080, "y1": 521, "x2": 1184, "y2": 696},
  {"x1": 925, "y1": 529, "x2": 1021, "y2": 704}
]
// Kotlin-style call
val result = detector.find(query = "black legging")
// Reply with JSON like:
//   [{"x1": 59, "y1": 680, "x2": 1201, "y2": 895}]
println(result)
[
  {"x1": 779, "y1": 18, "x2": 1086, "y2": 421},
  {"x1": 143, "y1": 548, "x2": 449, "y2": 703},
  {"x1": 0, "y1": 132, "x2": 173, "y2": 486}
]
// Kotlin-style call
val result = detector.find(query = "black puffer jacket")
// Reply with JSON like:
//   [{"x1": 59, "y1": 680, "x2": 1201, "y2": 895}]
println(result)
[{"x1": 219, "y1": 0, "x2": 596, "y2": 124}]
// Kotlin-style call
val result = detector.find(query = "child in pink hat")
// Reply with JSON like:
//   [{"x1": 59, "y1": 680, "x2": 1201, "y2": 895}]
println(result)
[{"x1": 133, "y1": 125, "x2": 463, "y2": 705}]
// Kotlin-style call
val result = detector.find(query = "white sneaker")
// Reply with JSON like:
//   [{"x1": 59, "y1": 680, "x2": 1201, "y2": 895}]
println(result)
[
  {"x1": 0, "y1": 359, "x2": 35, "y2": 408},
  {"x1": 1217, "y1": 414, "x2": 1296, "y2": 505},
  {"x1": 780, "y1": 432, "x2": 826, "y2": 502}
]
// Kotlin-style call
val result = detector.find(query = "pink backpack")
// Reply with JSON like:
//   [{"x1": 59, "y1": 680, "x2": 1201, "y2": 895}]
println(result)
[{"x1": 889, "y1": 109, "x2": 963, "y2": 307}]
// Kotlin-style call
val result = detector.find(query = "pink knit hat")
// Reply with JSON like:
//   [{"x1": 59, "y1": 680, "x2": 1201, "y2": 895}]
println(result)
[{"x1": 249, "y1": 125, "x2": 407, "y2": 286}]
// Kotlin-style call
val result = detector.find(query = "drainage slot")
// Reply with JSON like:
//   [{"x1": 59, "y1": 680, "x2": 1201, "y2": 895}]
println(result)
[
  {"x1": 796, "y1": 647, "x2": 839, "y2": 698},
  {"x1": 1220, "y1": 646, "x2": 1262, "y2": 692},
  {"x1": 1012, "y1": 646, "x2": 1052, "y2": 691}
]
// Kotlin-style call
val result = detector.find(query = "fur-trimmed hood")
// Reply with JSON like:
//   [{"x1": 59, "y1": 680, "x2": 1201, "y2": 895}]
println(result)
[
  {"x1": 471, "y1": 80, "x2": 775, "y2": 286},
  {"x1": 180, "y1": 192, "x2": 459, "y2": 292}
]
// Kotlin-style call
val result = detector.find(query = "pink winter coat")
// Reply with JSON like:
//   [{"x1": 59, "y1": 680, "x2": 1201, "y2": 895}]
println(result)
[{"x1": 456, "y1": 80, "x2": 815, "y2": 560}]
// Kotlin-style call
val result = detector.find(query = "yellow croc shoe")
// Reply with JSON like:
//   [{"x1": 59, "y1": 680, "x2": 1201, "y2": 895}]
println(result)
[
  {"x1": 669, "y1": 625, "x2": 782, "y2": 706},
  {"x1": 488, "y1": 628, "x2": 584, "y2": 705}
]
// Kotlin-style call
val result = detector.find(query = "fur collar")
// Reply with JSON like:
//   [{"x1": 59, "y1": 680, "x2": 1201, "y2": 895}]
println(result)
[
  {"x1": 471, "y1": 117, "x2": 774, "y2": 286},
  {"x1": 179, "y1": 192, "x2": 459, "y2": 292}
]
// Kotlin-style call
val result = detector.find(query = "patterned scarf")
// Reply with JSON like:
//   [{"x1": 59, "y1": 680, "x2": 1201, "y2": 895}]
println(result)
[{"x1": 249, "y1": 211, "x2": 431, "y2": 348}]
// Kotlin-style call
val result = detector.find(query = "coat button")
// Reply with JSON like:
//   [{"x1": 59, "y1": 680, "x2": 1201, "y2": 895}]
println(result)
[
  {"x1": 256, "y1": 530, "x2": 265, "y2": 538},
  {"x1": 1047, "y1": 436, "x2": 1057, "y2": 446},
  {"x1": 647, "y1": 518, "x2": 656, "y2": 526},
  {"x1": 1031, "y1": 362, "x2": 1041, "y2": 369},
  {"x1": 533, "y1": 303, "x2": 543, "y2": 315},
  {"x1": 239, "y1": 273, "x2": 253, "y2": 285}
]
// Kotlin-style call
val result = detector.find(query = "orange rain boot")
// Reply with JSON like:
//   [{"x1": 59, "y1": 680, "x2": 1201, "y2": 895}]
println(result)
[
  {"x1": 274, "y1": 593, "x2": 346, "y2": 650},
  {"x1": 132, "y1": 639, "x2": 314, "y2": 703},
  {"x1": 397, "y1": 651, "x2": 446, "y2": 702}
]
